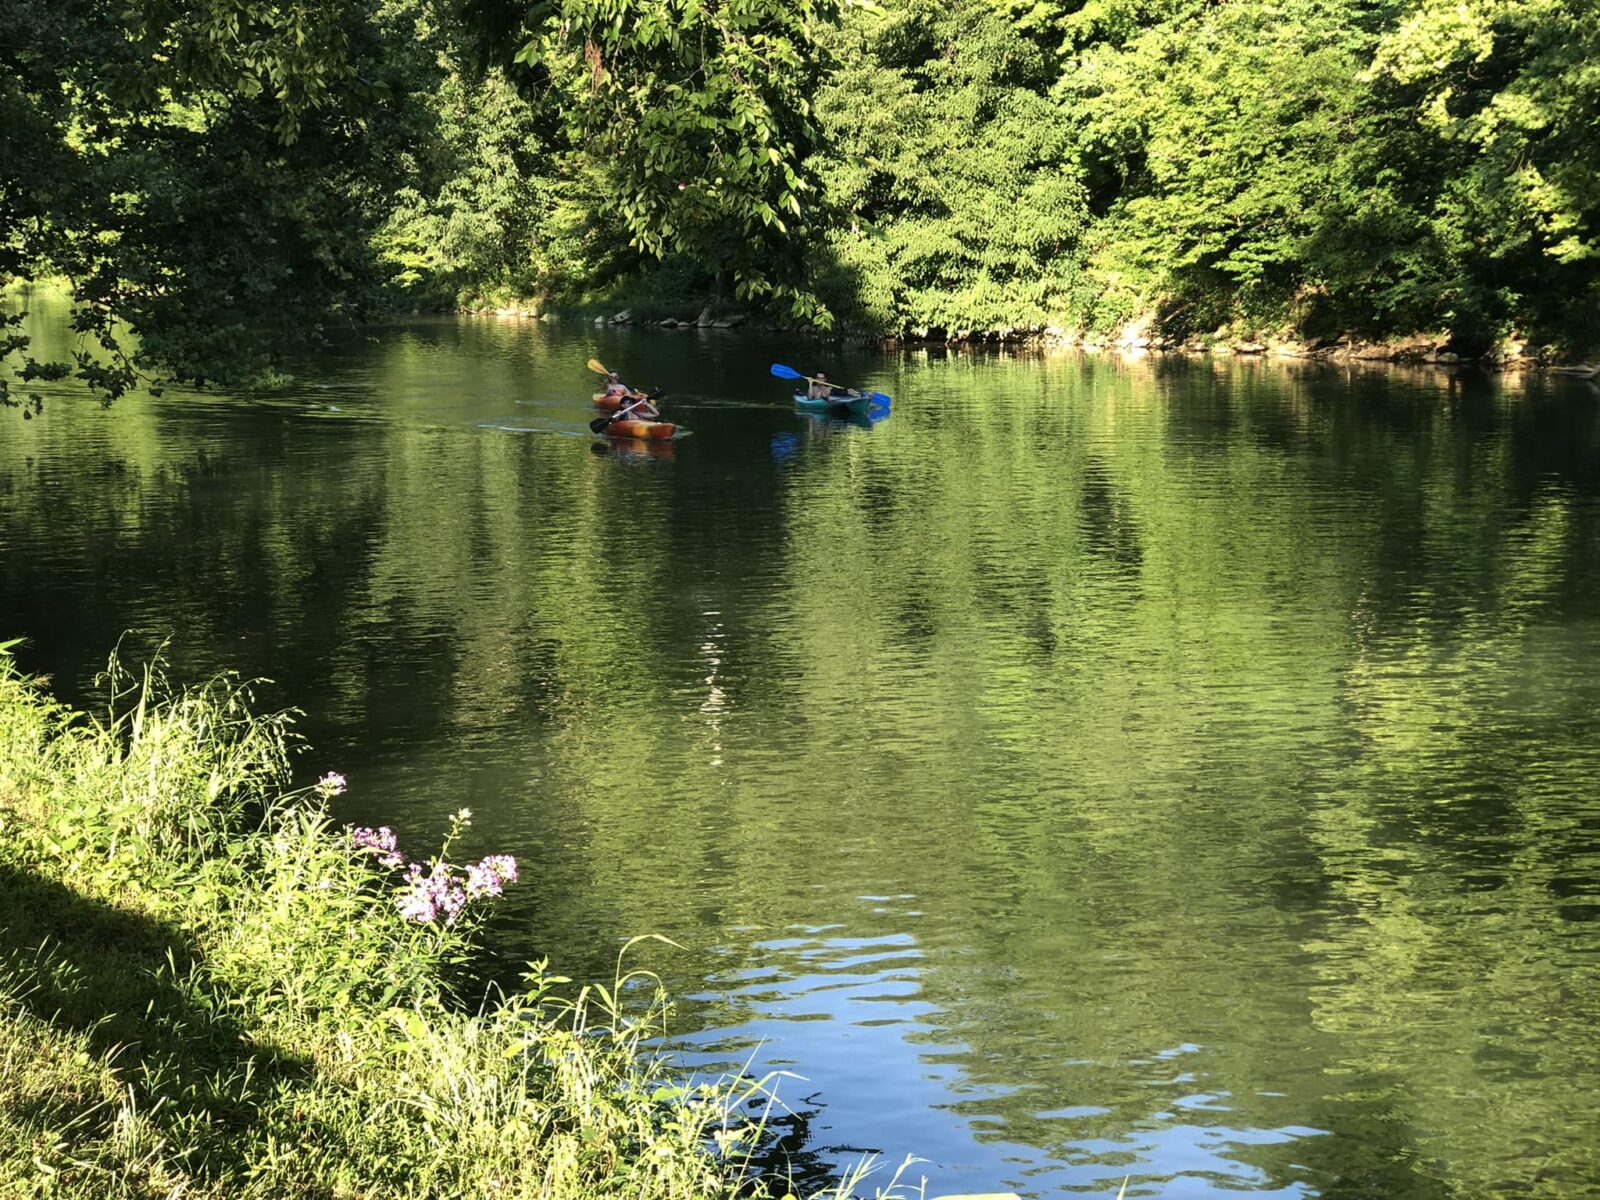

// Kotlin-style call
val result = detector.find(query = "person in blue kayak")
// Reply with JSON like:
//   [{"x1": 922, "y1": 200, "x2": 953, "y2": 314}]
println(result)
[{"x1": 806, "y1": 372, "x2": 861, "y2": 402}]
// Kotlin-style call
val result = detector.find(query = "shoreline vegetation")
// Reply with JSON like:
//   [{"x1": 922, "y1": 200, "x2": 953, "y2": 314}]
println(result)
[
  {"x1": 8, "y1": 278, "x2": 1597, "y2": 388},
  {"x1": 452, "y1": 303, "x2": 1600, "y2": 377},
  {"x1": 0, "y1": 640, "x2": 882, "y2": 1199}
]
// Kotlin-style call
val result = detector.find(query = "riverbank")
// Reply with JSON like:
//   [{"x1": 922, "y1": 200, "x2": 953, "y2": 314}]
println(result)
[
  {"x1": 449, "y1": 300, "x2": 1600, "y2": 379},
  {"x1": 0, "y1": 642, "x2": 789, "y2": 1199}
]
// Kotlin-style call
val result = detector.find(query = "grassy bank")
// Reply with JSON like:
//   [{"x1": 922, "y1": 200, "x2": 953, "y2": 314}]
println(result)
[{"x1": 0, "y1": 642, "x2": 799, "y2": 1199}]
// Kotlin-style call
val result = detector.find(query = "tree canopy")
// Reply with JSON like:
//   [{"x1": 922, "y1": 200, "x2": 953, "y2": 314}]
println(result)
[
  {"x1": 4, "y1": 0, "x2": 1598, "y2": 410},
  {"x1": 804, "y1": 0, "x2": 1599, "y2": 348}
]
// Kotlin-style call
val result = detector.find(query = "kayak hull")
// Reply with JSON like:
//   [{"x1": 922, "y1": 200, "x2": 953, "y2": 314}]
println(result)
[
  {"x1": 602, "y1": 419, "x2": 676, "y2": 440},
  {"x1": 793, "y1": 390, "x2": 872, "y2": 415}
]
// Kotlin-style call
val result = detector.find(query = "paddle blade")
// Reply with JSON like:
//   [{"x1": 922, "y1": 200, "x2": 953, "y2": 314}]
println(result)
[
  {"x1": 869, "y1": 391, "x2": 892, "y2": 404},
  {"x1": 769, "y1": 363, "x2": 804, "y2": 381},
  {"x1": 587, "y1": 358, "x2": 610, "y2": 376},
  {"x1": 588, "y1": 414, "x2": 614, "y2": 433}
]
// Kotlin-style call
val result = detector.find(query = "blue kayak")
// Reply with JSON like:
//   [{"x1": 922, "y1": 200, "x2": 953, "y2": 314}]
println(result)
[{"x1": 793, "y1": 390, "x2": 873, "y2": 415}]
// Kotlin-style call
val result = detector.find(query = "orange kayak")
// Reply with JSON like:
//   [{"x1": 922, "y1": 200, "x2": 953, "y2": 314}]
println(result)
[{"x1": 601, "y1": 418, "x2": 676, "y2": 440}]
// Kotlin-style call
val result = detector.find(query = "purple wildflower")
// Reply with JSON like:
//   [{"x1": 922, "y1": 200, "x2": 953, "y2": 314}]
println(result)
[
  {"x1": 349, "y1": 826, "x2": 404, "y2": 868},
  {"x1": 465, "y1": 855, "x2": 518, "y2": 898},
  {"x1": 464, "y1": 863, "x2": 498, "y2": 898},
  {"x1": 317, "y1": 771, "x2": 348, "y2": 797},
  {"x1": 398, "y1": 861, "x2": 471, "y2": 925},
  {"x1": 397, "y1": 863, "x2": 437, "y2": 923},
  {"x1": 485, "y1": 855, "x2": 518, "y2": 885}
]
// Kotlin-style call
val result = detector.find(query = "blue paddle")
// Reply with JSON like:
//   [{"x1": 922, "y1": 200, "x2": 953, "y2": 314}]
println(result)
[{"x1": 770, "y1": 363, "x2": 891, "y2": 405}]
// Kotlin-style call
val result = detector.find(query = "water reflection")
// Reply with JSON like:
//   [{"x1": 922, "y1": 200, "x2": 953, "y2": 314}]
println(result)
[
  {"x1": 683, "y1": 913, "x2": 1339, "y2": 1198},
  {"x1": 4, "y1": 296, "x2": 1599, "y2": 1196}
]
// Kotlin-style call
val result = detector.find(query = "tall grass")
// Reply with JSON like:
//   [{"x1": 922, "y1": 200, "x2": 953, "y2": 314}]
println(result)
[{"x1": 0, "y1": 641, "x2": 871, "y2": 1199}]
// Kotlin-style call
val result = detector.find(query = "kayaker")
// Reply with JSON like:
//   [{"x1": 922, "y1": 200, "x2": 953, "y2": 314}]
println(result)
[
  {"x1": 605, "y1": 371, "x2": 659, "y2": 418},
  {"x1": 626, "y1": 393, "x2": 660, "y2": 419},
  {"x1": 807, "y1": 372, "x2": 859, "y2": 402}
]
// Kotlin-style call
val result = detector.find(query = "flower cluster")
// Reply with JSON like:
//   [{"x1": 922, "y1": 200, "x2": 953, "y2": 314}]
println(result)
[
  {"x1": 349, "y1": 825, "x2": 404, "y2": 868},
  {"x1": 466, "y1": 854, "x2": 519, "y2": 898},
  {"x1": 397, "y1": 854, "x2": 520, "y2": 924},
  {"x1": 317, "y1": 771, "x2": 348, "y2": 797},
  {"x1": 342, "y1": 808, "x2": 519, "y2": 926},
  {"x1": 398, "y1": 861, "x2": 469, "y2": 925}
]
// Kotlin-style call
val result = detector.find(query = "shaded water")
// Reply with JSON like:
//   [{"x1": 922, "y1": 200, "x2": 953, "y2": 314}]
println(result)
[{"x1": 4, "y1": 295, "x2": 1600, "y2": 1197}]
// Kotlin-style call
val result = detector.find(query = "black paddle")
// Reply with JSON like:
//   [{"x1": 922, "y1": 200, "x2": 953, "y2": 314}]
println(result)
[{"x1": 589, "y1": 388, "x2": 665, "y2": 434}]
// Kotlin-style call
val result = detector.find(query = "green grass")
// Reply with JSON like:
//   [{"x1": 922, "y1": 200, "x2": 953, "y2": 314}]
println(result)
[{"x1": 0, "y1": 641, "x2": 854, "y2": 1199}]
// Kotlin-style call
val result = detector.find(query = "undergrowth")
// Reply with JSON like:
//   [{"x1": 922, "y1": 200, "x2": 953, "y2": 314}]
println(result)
[{"x1": 0, "y1": 640, "x2": 903, "y2": 1199}]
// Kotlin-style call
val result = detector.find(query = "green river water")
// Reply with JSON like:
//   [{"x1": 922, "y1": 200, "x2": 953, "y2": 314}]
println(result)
[{"x1": 3, "y1": 295, "x2": 1599, "y2": 1197}]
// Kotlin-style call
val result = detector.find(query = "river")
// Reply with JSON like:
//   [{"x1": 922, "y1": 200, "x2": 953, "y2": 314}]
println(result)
[{"x1": 3, "y1": 294, "x2": 1598, "y2": 1198}]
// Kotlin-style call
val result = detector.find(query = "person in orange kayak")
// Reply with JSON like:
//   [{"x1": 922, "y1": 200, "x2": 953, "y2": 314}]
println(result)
[{"x1": 605, "y1": 371, "x2": 659, "y2": 418}]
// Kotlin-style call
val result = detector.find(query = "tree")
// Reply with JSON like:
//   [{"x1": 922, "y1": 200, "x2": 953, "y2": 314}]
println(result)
[
  {"x1": 1063, "y1": 0, "x2": 1406, "y2": 336},
  {"x1": 1365, "y1": 0, "x2": 1600, "y2": 346},
  {"x1": 808, "y1": 0, "x2": 1090, "y2": 334},
  {"x1": 488, "y1": 0, "x2": 844, "y2": 320},
  {"x1": 1, "y1": 0, "x2": 413, "y2": 409}
]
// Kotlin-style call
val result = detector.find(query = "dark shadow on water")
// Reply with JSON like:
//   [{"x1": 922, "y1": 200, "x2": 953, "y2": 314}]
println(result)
[
  {"x1": 740, "y1": 1092, "x2": 855, "y2": 1198},
  {"x1": 0, "y1": 861, "x2": 320, "y2": 1181}
]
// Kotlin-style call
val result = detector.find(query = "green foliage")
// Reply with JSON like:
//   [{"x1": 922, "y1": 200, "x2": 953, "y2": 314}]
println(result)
[
  {"x1": 1064, "y1": 0, "x2": 1403, "y2": 336},
  {"x1": 993, "y1": 0, "x2": 1201, "y2": 52},
  {"x1": 375, "y1": 64, "x2": 558, "y2": 306},
  {"x1": 1, "y1": 0, "x2": 427, "y2": 403},
  {"x1": 1365, "y1": 0, "x2": 1600, "y2": 345},
  {"x1": 503, "y1": 0, "x2": 844, "y2": 321},
  {"x1": 810, "y1": 0, "x2": 1090, "y2": 333},
  {"x1": 1070, "y1": 0, "x2": 1600, "y2": 345},
  {"x1": 803, "y1": 0, "x2": 1600, "y2": 345}
]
